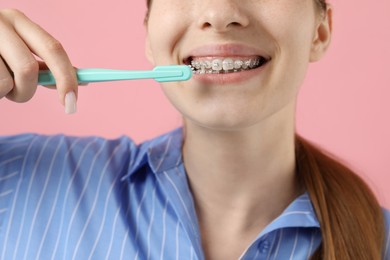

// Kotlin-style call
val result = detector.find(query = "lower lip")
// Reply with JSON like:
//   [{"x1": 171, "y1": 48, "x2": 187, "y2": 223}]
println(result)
[{"x1": 190, "y1": 62, "x2": 269, "y2": 85}]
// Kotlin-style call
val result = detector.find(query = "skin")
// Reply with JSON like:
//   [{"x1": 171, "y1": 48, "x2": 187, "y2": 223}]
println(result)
[
  {"x1": 145, "y1": 0, "x2": 332, "y2": 259},
  {"x1": 0, "y1": 1, "x2": 332, "y2": 259},
  {"x1": 0, "y1": 9, "x2": 78, "y2": 105}
]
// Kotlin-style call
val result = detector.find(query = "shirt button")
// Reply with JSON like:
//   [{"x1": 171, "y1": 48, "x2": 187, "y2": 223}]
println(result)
[{"x1": 259, "y1": 240, "x2": 270, "y2": 254}]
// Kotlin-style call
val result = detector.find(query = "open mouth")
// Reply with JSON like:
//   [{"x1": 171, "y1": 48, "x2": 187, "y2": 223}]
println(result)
[{"x1": 184, "y1": 56, "x2": 270, "y2": 75}]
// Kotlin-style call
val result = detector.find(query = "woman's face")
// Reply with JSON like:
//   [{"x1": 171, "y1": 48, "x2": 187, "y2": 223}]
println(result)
[{"x1": 145, "y1": 0, "x2": 331, "y2": 131}]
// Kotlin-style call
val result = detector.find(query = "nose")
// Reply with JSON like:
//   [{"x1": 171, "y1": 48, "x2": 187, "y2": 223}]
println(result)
[{"x1": 197, "y1": 0, "x2": 250, "y2": 32}]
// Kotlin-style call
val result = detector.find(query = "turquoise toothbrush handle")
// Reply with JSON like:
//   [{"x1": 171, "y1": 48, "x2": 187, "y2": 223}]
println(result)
[{"x1": 38, "y1": 65, "x2": 192, "y2": 86}]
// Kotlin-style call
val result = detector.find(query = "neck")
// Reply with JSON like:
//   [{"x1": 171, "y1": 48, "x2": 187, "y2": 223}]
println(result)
[{"x1": 182, "y1": 105, "x2": 301, "y2": 233}]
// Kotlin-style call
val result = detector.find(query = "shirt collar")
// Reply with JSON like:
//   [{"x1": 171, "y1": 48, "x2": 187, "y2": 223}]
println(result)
[
  {"x1": 259, "y1": 192, "x2": 320, "y2": 238},
  {"x1": 121, "y1": 128, "x2": 321, "y2": 232},
  {"x1": 121, "y1": 128, "x2": 184, "y2": 181},
  {"x1": 146, "y1": 127, "x2": 184, "y2": 173}
]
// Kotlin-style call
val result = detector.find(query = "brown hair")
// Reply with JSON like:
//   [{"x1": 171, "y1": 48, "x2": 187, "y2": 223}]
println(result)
[
  {"x1": 298, "y1": 2, "x2": 385, "y2": 259},
  {"x1": 296, "y1": 135, "x2": 384, "y2": 259},
  {"x1": 315, "y1": 0, "x2": 328, "y2": 12},
  {"x1": 144, "y1": 0, "x2": 386, "y2": 259},
  {"x1": 145, "y1": 0, "x2": 151, "y2": 24}
]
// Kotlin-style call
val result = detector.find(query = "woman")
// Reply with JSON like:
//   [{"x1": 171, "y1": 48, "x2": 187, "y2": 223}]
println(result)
[{"x1": 0, "y1": 0, "x2": 389, "y2": 259}]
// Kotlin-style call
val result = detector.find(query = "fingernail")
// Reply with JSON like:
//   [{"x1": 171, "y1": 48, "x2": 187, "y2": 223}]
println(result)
[{"x1": 65, "y1": 91, "x2": 77, "y2": 114}]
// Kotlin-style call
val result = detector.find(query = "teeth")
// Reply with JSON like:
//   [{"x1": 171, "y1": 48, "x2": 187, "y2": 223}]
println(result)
[
  {"x1": 249, "y1": 59, "x2": 257, "y2": 69},
  {"x1": 222, "y1": 58, "x2": 234, "y2": 71},
  {"x1": 190, "y1": 57, "x2": 263, "y2": 74},
  {"x1": 194, "y1": 61, "x2": 201, "y2": 70},
  {"x1": 211, "y1": 59, "x2": 223, "y2": 71},
  {"x1": 204, "y1": 60, "x2": 212, "y2": 69},
  {"x1": 243, "y1": 60, "x2": 250, "y2": 69},
  {"x1": 234, "y1": 60, "x2": 243, "y2": 70}
]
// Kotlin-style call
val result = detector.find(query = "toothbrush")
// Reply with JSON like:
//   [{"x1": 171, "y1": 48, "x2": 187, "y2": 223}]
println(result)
[{"x1": 38, "y1": 65, "x2": 192, "y2": 86}]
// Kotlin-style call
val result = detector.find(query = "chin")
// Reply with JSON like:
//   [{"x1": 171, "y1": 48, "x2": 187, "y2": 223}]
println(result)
[{"x1": 185, "y1": 113, "x2": 261, "y2": 132}]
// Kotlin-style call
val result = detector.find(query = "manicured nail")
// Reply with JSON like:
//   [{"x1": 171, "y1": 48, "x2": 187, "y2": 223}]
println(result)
[{"x1": 65, "y1": 91, "x2": 77, "y2": 114}]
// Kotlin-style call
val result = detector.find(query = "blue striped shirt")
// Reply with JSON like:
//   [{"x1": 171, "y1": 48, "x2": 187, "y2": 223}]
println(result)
[{"x1": 0, "y1": 128, "x2": 389, "y2": 260}]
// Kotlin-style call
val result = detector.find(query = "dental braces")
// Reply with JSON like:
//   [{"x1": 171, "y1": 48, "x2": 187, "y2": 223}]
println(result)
[{"x1": 189, "y1": 57, "x2": 265, "y2": 74}]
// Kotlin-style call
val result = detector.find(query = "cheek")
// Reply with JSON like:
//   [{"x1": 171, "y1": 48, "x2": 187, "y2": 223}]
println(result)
[
  {"x1": 263, "y1": 2, "x2": 316, "y2": 79},
  {"x1": 252, "y1": 3, "x2": 317, "y2": 113},
  {"x1": 261, "y1": 0, "x2": 316, "y2": 47},
  {"x1": 147, "y1": 1, "x2": 189, "y2": 63}
]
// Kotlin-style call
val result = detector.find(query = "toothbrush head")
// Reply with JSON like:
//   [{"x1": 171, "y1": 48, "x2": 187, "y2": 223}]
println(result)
[{"x1": 153, "y1": 65, "x2": 193, "y2": 82}]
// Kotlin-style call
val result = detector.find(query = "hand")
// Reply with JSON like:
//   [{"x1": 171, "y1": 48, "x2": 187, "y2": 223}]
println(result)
[{"x1": 0, "y1": 9, "x2": 78, "y2": 113}]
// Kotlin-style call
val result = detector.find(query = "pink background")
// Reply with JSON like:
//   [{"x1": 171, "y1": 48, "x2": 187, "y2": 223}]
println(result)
[{"x1": 0, "y1": 1, "x2": 389, "y2": 207}]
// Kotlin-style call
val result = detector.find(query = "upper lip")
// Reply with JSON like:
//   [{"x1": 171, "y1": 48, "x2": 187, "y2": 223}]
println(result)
[{"x1": 182, "y1": 43, "x2": 272, "y2": 64}]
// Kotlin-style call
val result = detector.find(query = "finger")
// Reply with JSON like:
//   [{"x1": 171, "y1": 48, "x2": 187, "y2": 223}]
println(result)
[
  {"x1": 0, "y1": 57, "x2": 14, "y2": 98},
  {"x1": 3, "y1": 9, "x2": 78, "y2": 105},
  {"x1": 0, "y1": 18, "x2": 38, "y2": 102},
  {"x1": 37, "y1": 62, "x2": 87, "y2": 90},
  {"x1": 41, "y1": 85, "x2": 57, "y2": 90}
]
